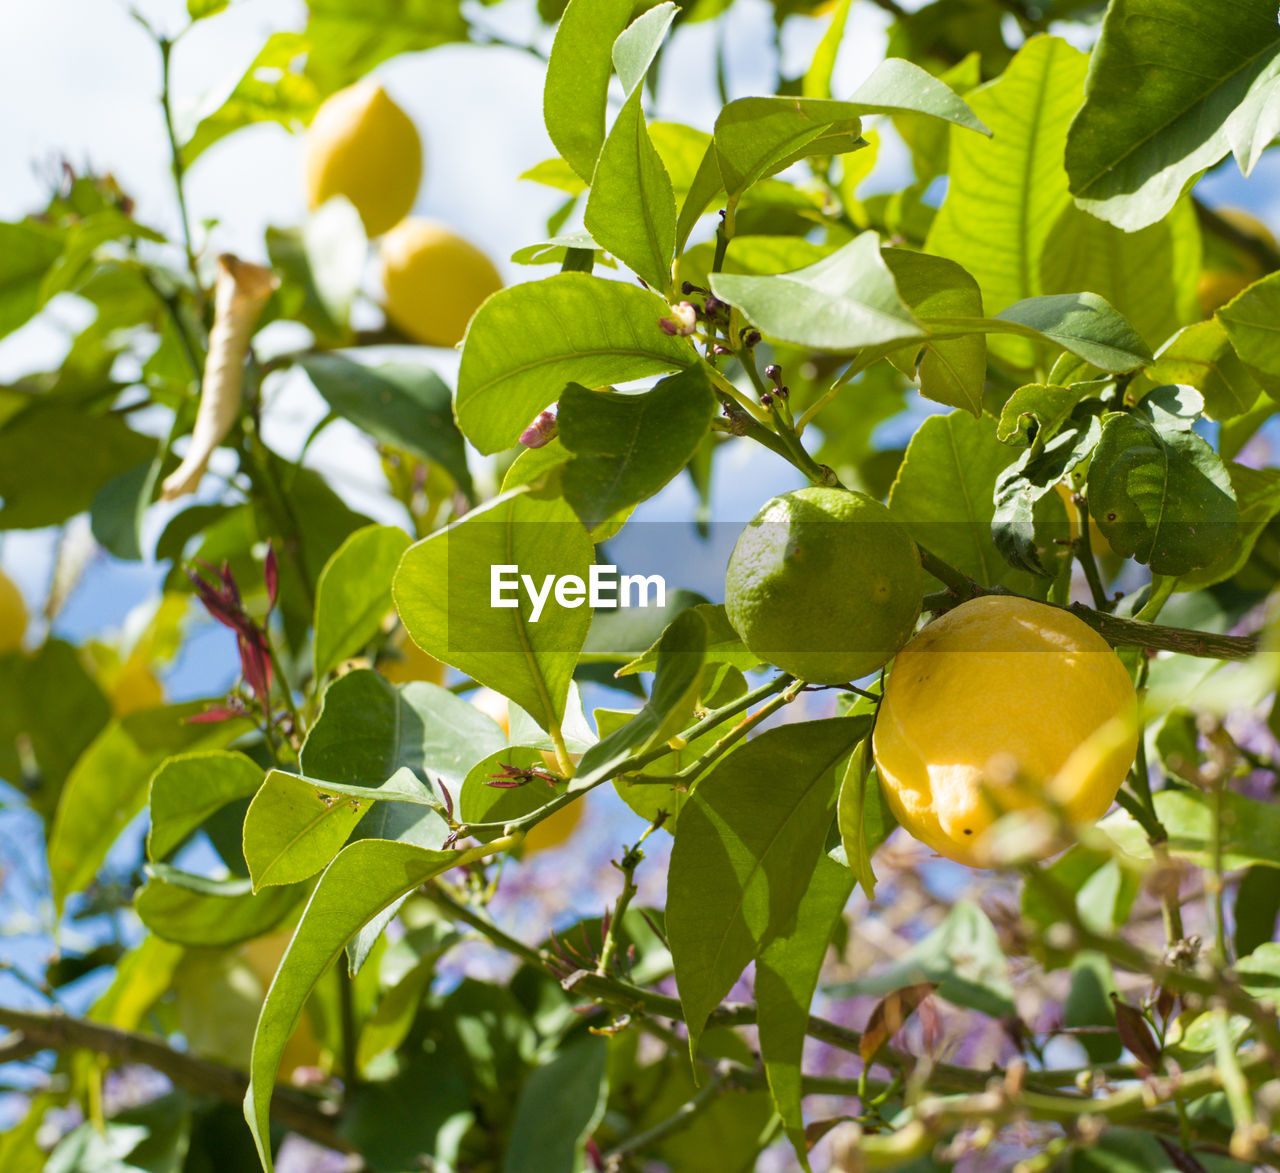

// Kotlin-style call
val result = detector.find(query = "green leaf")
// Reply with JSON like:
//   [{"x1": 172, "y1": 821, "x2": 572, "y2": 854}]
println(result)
[
  {"x1": 668, "y1": 717, "x2": 866, "y2": 1056},
  {"x1": 90, "y1": 459, "x2": 162, "y2": 563},
  {"x1": 674, "y1": 139, "x2": 726, "y2": 254},
  {"x1": 135, "y1": 865, "x2": 300, "y2": 947},
  {"x1": 594, "y1": 707, "x2": 703, "y2": 829},
  {"x1": 313, "y1": 524, "x2": 411, "y2": 680},
  {"x1": 756, "y1": 853, "x2": 853, "y2": 1164},
  {"x1": 1063, "y1": 951, "x2": 1121, "y2": 1064},
  {"x1": 836, "y1": 738, "x2": 897, "y2": 899},
  {"x1": 181, "y1": 33, "x2": 321, "y2": 165},
  {"x1": 302, "y1": 196, "x2": 365, "y2": 334},
  {"x1": 502, "y1": 1033, "x2": 609, "y2": 1173},
  {"x1": 1217, "y1": 270, "x2": 1280, "y2": 384},
  {"x1": 559, "y1": 369, "x2": 716, "y2": 530},
  {"x1": 1065, "y1": 0, "x2": 1280, "y2": 230},
  {"x1": 926, "y1": 37, "x2": 1086, "y2": 365},
  {"x1": 996, "y1": 383, "x2": 1096, "y2": 446},
  {"x1": 1102, "y1": 788, "x2": 1280, "y2": 871},
  {"x1": 543, "y1": 0, "x2": 637, "y2": 182},
  {"x1": 881, "y1": 249, "x2": 985, "y2": 416},
  {"x1": 459, "y1": 747, "x2": 564, "y2": 843},
  {"x1": 188, "y1": 0, "x2": 229, "y2": 19},
  {"x1": 888, "y1": 410, "x2": 1018, "y2": 587},
  {"x1": 1179, "y1": 463, "x2": 1280, "y2": 589},
  {"x1": 148, "y1": 751, "x2": 264, "y2": 861},
  {"x1": 713, "y1": 97, "x2": 867, "y2": 198},
  {"x1": 931, "y1": 293, "x2": 1152, "y2": 374},
  {"x1": 583, "y1": 87, "x2": 677, "y2": 292},
  {"x1": 48, "y1": 704, "x2": 250, "y2": 913},
  {"x1": 612, "y1": 2, "x2": 677, "y2": 96},
  {"x1": 850, "y1": 56, "x2": 990, "y2": 136},
  {"x1": 0, "y1": 406, "x2": 156, "y2": 529},
  {"x1": 455, "y1": 274, "x2": 696, "y2": 454},
  {"x1": 297, "y1": 355, "x2": 472, "y2": 497},
  {"x1": 1088, "y1": 399, "x2": 1238, "y2": 575},
  {"x1": 394, "y1": 488, "x2": 595, "y2": 733},
  {"x1": 243, "y1": 770, "x2": 377, "y2": 890},
  {"x1": 1236, "y1": 867, "x2": 1280, "y2": 962},
  {"x1": 826, "y1": 902, "x2": 1014, "y2": 1018},
  {"x1": 1150, "y1": 319, "x2": 1264, "y2": 422},
  {"x1": 709, "y1": 232, "x2": 924, "y2": 352},
  {"x1": 245, "y1": 839, "x2": 464, "y2": 1171},
  {"x1": 0, "y1": 221, "x2": 64, "y2": 341},
  {"x1": 572, "y1": 608, "x2": 708, "y2": 791},
  {"x1": 301, "y1": 669, "x2": 505, "y2": 791},
  {"x1": 802, "y1": 0, "x2": 852, "y2": 100}
]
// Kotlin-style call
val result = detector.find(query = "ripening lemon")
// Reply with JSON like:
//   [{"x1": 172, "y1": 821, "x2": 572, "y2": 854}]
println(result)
[
  {"x1": 304, "y1": 81, "x2": 422, "y2": 238},
  {"x1": 873, "y1": 596, "x2": 1138, "y2": 868},
  {"x1": 0, "y1": 569, "x2": 26, "y2": 655},
  {"x1": 724, "y1": 487, "x2": 922, "y2": 685},
  {"x1": 380, "y1": 633, "x2": 447, "y2": 685},
  {"x1": 379, "y1": 218, "x2": 503, "y2": 347}
]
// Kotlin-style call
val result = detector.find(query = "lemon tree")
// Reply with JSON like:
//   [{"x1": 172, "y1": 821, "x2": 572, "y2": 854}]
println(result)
[{"x1": 4, "y1": 2, "x2": 1280, "y2": 1173}]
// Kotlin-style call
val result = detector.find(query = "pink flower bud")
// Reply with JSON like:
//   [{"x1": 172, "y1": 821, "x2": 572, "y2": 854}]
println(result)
[
  {"x1": 658, "y1": 302, "x2": 698, "y2": 336},
  {"x1": 519, "y1": 410, "x2": 558, "y2": 448}
]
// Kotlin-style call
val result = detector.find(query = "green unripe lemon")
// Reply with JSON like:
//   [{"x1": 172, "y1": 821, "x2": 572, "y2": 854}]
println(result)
[{"x1": 724, "y1": 487, "x2": 922, "y2": 684}]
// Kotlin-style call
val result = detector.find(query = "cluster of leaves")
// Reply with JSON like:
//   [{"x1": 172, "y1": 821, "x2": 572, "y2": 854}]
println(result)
[{"x1": 5, "y1": 0, "x2": 1280, "y2": 1171}]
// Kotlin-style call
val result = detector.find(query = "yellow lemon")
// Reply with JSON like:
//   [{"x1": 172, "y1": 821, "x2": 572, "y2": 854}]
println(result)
[
  {"x1": 1197, "y1": 208, "x2": 1276, "y2": 316},
  {"x1": 1198, "y1": 270, "x2": 1255, "y2": 317},
  {"x1": 873, "y1": 595, "x2": 1138, "y2": 868},
  {"x1": 111, "y1": 658, "x2": 165, "y2": 716},
  {"x1": 523, "y1": 800, "x2": 584, "y2": 855},
  {"x1": 724, "y1": 487, "x2": 922, "y2": 685},
  {"x1": 380, "y1": 633, "x2": 447, "y2": 685},
  {"x1": 379, "y1": 218, "x2": 503, "y2": 347},
  {"x1": 304, "y1": 81, "x2": 422, "y2": 238},
  {"x1": 0, "y1": 568, "x2": 26, "y2": 654}
]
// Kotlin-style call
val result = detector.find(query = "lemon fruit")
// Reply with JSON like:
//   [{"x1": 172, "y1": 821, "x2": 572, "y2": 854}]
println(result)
[
  {"x1": 304, "y1": 81, "x2": 422, "y2": 238},
  {"x1": 724, "y1": 487, "x2": 922, "y2": 685},
  {"x1": 0, "y1": 569, "x2": 26, "y2": 654},
  {"x1": 379, "y1": 218, "x2": 503, "y2": 347},
  {"x1": 873, "y1": 595, "x2": 1138, "y2": 868},
  {"x1": 1197, "y1": 208, "x2": 1276, "y2": 316},
  {"x1": 380, "y1": 633, "x2": 447, "y2": 685},
  {"x1": 111, "y1": 658, "x2": 165, "y2": 716}
]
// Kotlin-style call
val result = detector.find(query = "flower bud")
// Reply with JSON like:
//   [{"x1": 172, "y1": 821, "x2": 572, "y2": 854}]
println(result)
[
  {"x1": 659, "y1": 301, "x2": 698, "y2": 336},
  {"x1": 519, "y1": 410, "x2": 558, "y2": 448}
]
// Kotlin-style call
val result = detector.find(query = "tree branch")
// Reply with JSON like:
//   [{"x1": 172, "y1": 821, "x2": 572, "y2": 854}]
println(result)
[{"x1": 0, "y1": 1006, "x2": 357, "y2": 1158}]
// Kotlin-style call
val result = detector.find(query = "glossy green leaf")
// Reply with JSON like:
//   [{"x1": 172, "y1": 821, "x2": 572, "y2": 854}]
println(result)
[
  {"x1": 1088, "y1": 401, "x2": 1238, "y2": 575},
  {"x1": 668, "y1": 717, "x2": 865, "y2": 1055},
  {"x1": 394, "y1": 488, "x2": 594, "y2": 732},
  {"x1": 244, "y1": 839, "x2": 464, "y2": 1170},
  {"x1": 594, "y1": 707, "x2": 705, "y2": 829},
  {"x1": 302, "y1": 196, "x2": 365, "y2": 333},
  {"x1": 1217, "y1": 270, "x2": 1280, "y2": 383},
  {"x1": 148, "y1": 751, "x2": 264, "y2": 861},
  {"x1": 48, "y1": 704, "x2": 249, "y2": 913},
  {"x1": 888, "y1": 410, "x2": 1018, "y2": 587},
  {"x1": 996, "y1": 383, "x2": 1095, "y2": 446},
  {"x1": 135, "y1": 865, "x2": 300, "y2": 947},
  {"x1": 710, "y1": 232, "x2": 924, "y2": 352},
  {"x1": 243, "y1": 770, "x2": 377, "y2": 890},
  {"x1": 1236, "y1": 867, "x2": 1280, "y2": 961},
  {"x1": 559, "y1": 369, "x2": 716, "y2": 530},
  {"x1": 301, "y1": 669, "x2": 505, "y2": 791},
  {"x1": 756, "y1": 853, "x2": 853, "y2": 1164},
  {"x1": 849, "y1": 56, "x2": 990, "y2": 136},
  {"x1": 543, "y1": 0, "x2": 636, "y2": 181},
  {"x1": 1150, "y1": 319, "x2": 1264, "y2": 422},
  {"x1": 881, "y1": 248, "x2": 985, "y2": 416},
  {"x1": 298, "y1": 355, "x2": 472, "y2": 496},
  {"x1": 827, "y1": 901, "x2": 1014, "y2": 1018},
  {"x1": 836, "y1": 737, "x2": 897, "y2": 899},
  {"x1": 1179, "y1": 463, "x2": 1280, "y2": 589},
  {"x1": 583, "y1": 87, "x2": 676, "y2": 293},
  {"x1": 502, "y1": 1033, "x2": 609, "y2": 1173},
  {"x1": 313, "y1": 524, "x2": 411, "y2": 681},
  {"x1": 932, "y1": 293, "x2": 1152, "y2": 373},
  {"x1": 1065, "y1": 0, "x2": 1280, "y2": 230},
  {"x1": 455, "y1": 274, "x2": 696, "y2": 454},
  {"x1": 459, "y1": 747, "x2": 563, "y2": 843}
]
